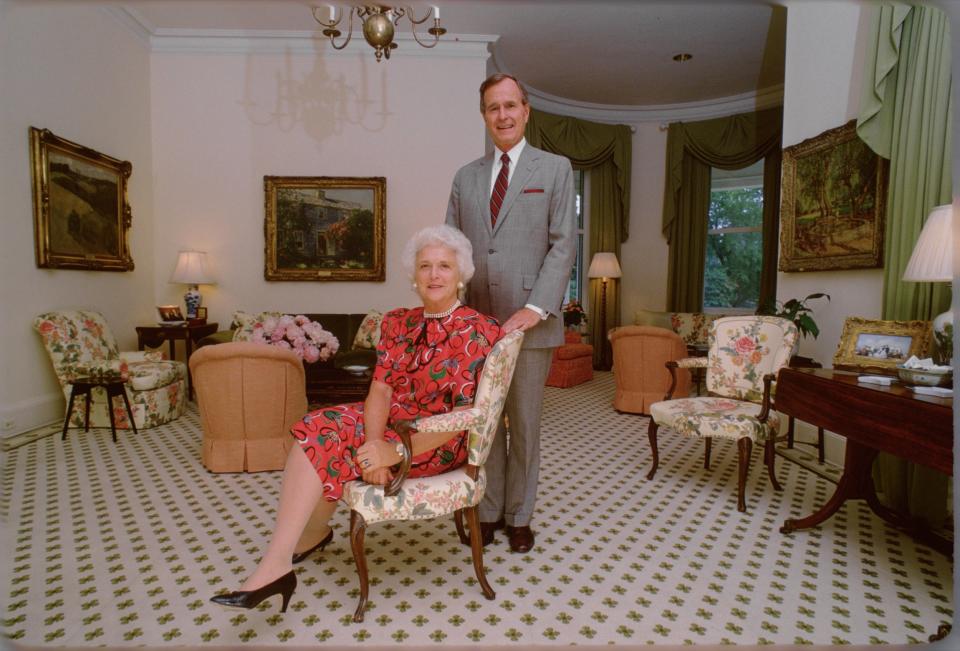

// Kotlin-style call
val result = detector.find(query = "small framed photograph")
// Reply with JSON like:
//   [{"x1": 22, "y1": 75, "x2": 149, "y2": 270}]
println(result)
[
  {"x1": 157, "y1": 305, "x2": 185, "y2": 323},
  {"x1": 196, "y1": 307, "x2": 208, "y2": 321},
  {"x1": 833, "y1": 316, "x2": 932, "y2": 375}
]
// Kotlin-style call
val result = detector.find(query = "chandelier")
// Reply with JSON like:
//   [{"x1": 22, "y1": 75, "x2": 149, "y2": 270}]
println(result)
[{"x1": 312, "y1": 5, "x2": 447, "y2": 61}]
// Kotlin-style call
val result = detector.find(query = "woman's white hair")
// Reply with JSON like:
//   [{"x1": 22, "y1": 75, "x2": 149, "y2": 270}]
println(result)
[{"x1": 402, "y1": 224, "x2": 476, "y2": 284}]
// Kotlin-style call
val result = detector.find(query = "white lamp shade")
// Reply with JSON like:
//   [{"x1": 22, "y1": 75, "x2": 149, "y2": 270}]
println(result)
[
  {"x1": 902, "y1": 204, "x2": 953, "y2": 282},
  {"x1": 170, "y1": 250, "x2": 215, "y2": 285},
  {"x1": 587, "y1": 252, "x2": 622, "y2": 279}
]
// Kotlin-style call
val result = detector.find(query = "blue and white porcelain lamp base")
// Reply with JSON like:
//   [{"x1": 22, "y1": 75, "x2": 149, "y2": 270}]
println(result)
[{"x1": 184, "y1": 285, "x2": 202, "y2": 320}]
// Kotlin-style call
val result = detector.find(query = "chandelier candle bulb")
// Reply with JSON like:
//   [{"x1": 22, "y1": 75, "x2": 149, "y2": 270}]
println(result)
[
  {"x1": 433, "y1": 6, "x2": 439, "y2": 19},
  {"x1": 328, "y1": 5, "x2": 335, "y2": 21}
]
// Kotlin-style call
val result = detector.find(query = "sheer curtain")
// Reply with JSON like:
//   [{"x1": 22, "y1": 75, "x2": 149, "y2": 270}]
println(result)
[
  {"x1": 856, "y1": 4, "x2": 952, "y2": 526},
  {"x1": 526, "y1": 109, "x2": 632, "y2": 368},
  {"x1": 661, "y1": 108, "x2": 783, "y2": 311}
]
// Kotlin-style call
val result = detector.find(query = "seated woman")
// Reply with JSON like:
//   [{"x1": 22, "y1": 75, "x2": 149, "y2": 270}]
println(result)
[{"x1": 211, "y1": 224, "x2": 502, "y2": 612}]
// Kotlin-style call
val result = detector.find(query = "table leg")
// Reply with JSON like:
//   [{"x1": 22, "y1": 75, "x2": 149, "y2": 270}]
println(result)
[
  {"x1": 185, "y1": 337, "x2": 195, "y2": 401},
  {"x1": 62, "y1": 386, "x2": 79, "y2": 440},
  {"x1": 780, "y1": 439, "x2": 877, "y2": 533},
  {"x1": 168, "y1": 340, "x2": 176, "y2": 363},
  {"x1": 84, "y1": 388, "x2": 92, "y2": 432},
  {"x1": 787, "y1": 416, "x2": 795, "y2": 449},
  {"x1": 106, "y1": 389, "x2": 118, "y2": 443},
  {"x1": 119, "y1": 385, "x2": 138, "y2": 436}
]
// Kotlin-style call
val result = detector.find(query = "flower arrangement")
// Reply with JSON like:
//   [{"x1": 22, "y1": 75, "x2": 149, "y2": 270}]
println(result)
[
  {"x1": 250, "y1": 314, "x2": 340, "y2": 363},
  {"x1": 563, "y1": 300, "x2": 587, "y2": 328}
]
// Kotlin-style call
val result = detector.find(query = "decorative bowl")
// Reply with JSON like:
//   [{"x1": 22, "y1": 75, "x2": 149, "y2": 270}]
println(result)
[{"x1": 896, "y1": 365, "x2": 953, "y2": 387}]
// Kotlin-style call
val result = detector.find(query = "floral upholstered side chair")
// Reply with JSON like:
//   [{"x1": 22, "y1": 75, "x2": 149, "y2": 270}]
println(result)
[
  {"x1": 341, "y1": 330, "x2": 524, "y2": 623},
  {"x1": 646, "y1": 316, "x2": 799, "y2": 512},
  {"x1": 33, "y1": 310, "x2": 187, "y2": 430}
]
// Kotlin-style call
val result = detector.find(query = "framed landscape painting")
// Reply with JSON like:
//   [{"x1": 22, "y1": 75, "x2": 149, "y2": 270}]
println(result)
[
  {"x1": 30, "y1": 127, "x2": 134, "y2": 271},
  {"x1": 264, "y1": 176, "x2": 386, "y2": 281},
  {"x1": 779, "y1": 120, "x2": 888, "y2": 272},
  {"x1": 833, "y1": 316, "x2": 931, "y2": 375}
]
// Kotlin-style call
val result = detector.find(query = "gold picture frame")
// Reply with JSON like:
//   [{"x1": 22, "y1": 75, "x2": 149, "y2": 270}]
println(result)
[
  {"x1": 30, "y1": 127, "x2": 134, "y2": 271},
  {"x1": 833, "y1": 316, "x2": 932, "y2": 375},
  {"x1": 779, "y1": 120, "x2": 888, "y2": 272},
  {"x1": 264, "y1": 176, "x2": 386, "y2": 281}
]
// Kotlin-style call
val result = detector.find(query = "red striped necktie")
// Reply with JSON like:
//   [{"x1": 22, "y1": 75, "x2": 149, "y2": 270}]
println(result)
[{"x1": 490, "y1": 152, "x2": 510, "y2": 227}]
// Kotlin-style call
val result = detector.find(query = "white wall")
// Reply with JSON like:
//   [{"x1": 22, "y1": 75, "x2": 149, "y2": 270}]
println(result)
[
  {"x1": 780, "y1": 1, "x2": 881, "y2": 366},
  {"x1": 0, "y1": 3, "x2": 155, "y2": 435},
  {"x1": 150, "y1": 48, "x2": 487, "y2": 327}
]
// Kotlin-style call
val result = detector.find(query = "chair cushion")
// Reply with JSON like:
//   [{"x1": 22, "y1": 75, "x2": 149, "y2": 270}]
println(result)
[
  {"x1": 649, "y1": 396, "x2": 781, "y2": 442},
  {"x1": 554, "y1": 342, "x2": 593, "y2": 360},
  {"x1": 127, "y1": 360, "x2": 186, "y2": 391},
  {"x1": 343, "y1": 467, "x2": 486, "y2": 525},
  {"x1": 352, "y1": 310, "x2": 383, "y2": 349}
]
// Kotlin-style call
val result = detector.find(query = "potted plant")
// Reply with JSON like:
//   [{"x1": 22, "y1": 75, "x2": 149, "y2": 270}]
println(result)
[
  {"x1": 759, "y1": 292, "x2": 830, "y2": 339},
  {"x1": 562, "y1": 300, "x2": 587, "y2": 331}
]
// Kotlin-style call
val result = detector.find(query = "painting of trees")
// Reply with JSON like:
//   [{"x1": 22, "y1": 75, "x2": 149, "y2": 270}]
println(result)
[{"x1": 779, "y1": 121, "x2": 887, "y2": 272}]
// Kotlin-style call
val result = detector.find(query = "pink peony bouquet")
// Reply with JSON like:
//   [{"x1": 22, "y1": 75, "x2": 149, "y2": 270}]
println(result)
[{"x1": 251, "y1": 314, "x2": 339, "y2": 364}]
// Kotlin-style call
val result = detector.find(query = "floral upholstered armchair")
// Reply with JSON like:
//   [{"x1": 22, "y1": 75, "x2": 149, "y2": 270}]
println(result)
[
  {"x1": 33, "y1": 310, "x2": 187, "y2": 430},
  {"x1": 341, "y1": 330, "x2": 524, "y2": 623},
  {"x1": 646, "y1": 316, "x2": 799, "y2": 512}
]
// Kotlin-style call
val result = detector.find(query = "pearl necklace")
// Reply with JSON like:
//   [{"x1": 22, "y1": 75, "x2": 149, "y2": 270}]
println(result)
[{"x1": 423, "y1": 300, "x2": 461, "y2": 319}]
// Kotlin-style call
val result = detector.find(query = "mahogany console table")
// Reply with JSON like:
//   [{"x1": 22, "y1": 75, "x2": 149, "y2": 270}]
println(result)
[{"x1": 774, "y1": 368, "x2": 953, "y2": 555}]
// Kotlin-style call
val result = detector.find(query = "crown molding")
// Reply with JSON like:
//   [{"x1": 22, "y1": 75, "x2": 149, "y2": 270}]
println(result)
[
  {"x1": 109, "y1": 8, "x2": 494, "y2": 58},
  {"x1": 527, "y1": 83, "x2": 784, "y2": 125}
]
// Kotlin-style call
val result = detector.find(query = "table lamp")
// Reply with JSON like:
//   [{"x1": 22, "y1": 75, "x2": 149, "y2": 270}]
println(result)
[
  {"x1": 588, "y1": 252, "x2": 622, "y2": 369},
  {"x1": 170, "y1": 250, "x2": 215, "y2": 320},
  {"x1": 902, "y1": 203, "x2": 953, "y2": 364}
]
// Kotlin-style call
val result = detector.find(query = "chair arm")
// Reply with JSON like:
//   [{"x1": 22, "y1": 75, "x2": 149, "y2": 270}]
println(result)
[
  {"x1": 757, "y1": 373, "x2": 776, "y2": 422},
  {"x1": 384, "y1": 421, "x2": 415, "y2": 497},
  {"x1": 410, "y1": 408, "x2": 485, "y2": 433},
  {"x1": 675, "y1": 357, "x2": 707, "y2": 368},
  {"x1": 663, "y1": 357, "x2": 705, "y2": 400}
]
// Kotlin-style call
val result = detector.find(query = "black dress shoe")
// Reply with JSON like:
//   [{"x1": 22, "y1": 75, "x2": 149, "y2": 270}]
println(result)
[
  {"x1": 210, "y1": 570, "x2": 297, "y2": 613},
  {"x1": 292, "y1": 529, "x2": 334, "y2": 565},
  {"x1": 505, "y1": 525, "x2": 535, "y2": 553},
  {"x1": 462, "y1": 517, "x2": 504, "y2": 547}
]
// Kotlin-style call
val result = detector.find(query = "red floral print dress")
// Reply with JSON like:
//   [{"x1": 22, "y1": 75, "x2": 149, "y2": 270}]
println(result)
[{"x1": 291, "y1": 305, "x2": 501, "y2": 502}]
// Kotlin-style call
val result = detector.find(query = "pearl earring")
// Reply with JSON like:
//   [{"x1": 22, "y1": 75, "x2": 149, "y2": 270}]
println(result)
[
  {"x1": 411, "y1": 282, "x2": 418, "y2": 290},
  {"x1": 457, "y1": 281, "x2": 464, "y2": 289}
]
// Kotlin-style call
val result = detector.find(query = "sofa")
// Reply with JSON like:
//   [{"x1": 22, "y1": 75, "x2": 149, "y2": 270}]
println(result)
[
  {"x1": 633, "y1": 309, "x2": 729, "y2": 349},
  {"x1": 199, "y1": 311, "x2": 380, "y2": 406},
  {"x1": 190, "y1": 341, "x2": 307, "y2": 472}
]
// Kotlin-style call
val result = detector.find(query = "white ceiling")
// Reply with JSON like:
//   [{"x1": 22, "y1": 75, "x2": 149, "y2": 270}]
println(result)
[{"x1": 104, "y1": 0, "x2": 786, "y2": 110}]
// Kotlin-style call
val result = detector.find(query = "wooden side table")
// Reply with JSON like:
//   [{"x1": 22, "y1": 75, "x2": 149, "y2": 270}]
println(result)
[
  {"x1": 136, "y1": 322, "x2": 219, "y2": 400},
  {"x1": 62, "y1": 376, "x2": 137, "y2": 443}
]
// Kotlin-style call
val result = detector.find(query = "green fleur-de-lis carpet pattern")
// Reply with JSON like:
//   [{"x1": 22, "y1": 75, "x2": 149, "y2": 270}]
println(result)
[{"x1": 1, "y1": 373, "x2": 952, "y2": 646}]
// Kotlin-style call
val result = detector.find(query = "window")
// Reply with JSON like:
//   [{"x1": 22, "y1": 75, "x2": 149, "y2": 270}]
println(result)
[
  {"x1": 703, "y1": 162, "x2": 763, "y2": 312},
  {"x1": 564, "y1": 169, "x2": 586, "y2": 304}
]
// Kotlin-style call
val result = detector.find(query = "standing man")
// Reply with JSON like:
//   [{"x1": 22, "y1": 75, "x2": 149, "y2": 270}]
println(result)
[{"x1": 446, "y1": 73, "x2": 576, "y2": 553}]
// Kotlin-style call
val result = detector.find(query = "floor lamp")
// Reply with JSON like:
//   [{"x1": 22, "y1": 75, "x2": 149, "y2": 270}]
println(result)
[{"x1": 587, "y1": 252, "x2": 622, "y2": 370}]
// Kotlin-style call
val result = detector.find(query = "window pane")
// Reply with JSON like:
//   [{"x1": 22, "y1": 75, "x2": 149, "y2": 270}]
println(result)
[
  {"x1": 704, "y1": 187, "x2": 763, "y2": 310},
  {"x1": 565, "y1": 169, "x2": 586, "y2": 304}
]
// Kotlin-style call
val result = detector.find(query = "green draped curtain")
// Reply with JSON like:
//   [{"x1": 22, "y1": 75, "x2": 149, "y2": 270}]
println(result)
[
  {"x1": 526, "y1": 108, "x2": 632, "y2": 369},
  {"x1": 662, "y1": 108, "x2": 783, "y2": 312},
  {"x1": 856, "y1": 4, "x2": 952, "y2": 527}
]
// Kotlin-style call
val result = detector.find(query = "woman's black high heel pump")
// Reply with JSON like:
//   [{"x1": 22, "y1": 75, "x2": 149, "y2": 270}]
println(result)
[
  {"x1": 210, "y1": 570, "x2": 297, "y2": 613},
  {"x1": 292, "y1": 528, "x2": 334, "y2": 565}
]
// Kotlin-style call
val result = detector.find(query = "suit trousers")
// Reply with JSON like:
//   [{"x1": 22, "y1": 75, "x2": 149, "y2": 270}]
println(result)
[{"x1": 480, "y1": 346, "x2": 554, "y2": 527}]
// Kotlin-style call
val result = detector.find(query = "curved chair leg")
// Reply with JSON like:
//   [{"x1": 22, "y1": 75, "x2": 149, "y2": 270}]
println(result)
[
  {"x1": 350, "y1": 510, "x2": 369, "y2": 622},
  {"x1": 765, "y1": 438, "x2": 782, "y2": 491},
  {"x1": 736, "y1": 438, "x2": 753, "y2": 512},
  {"x1": 704, "y1": 438, "x2": 712, "y2": 470},
  {"x1": 454, "y1": 509, "x2": 469, "y2": 545},
  {"x1": 464, "y1": 506, "x2": 495, "y2": 600},
  {"x1": 646, "y1": 420, "x2": 659, "y2": 480}
]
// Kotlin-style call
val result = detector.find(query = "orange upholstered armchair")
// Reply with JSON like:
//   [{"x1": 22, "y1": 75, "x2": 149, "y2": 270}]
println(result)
[
  {"x1": 609, "y1": 326, "x2": 691, "y2": 414},
  {"x1": 190, "y1": 342, "x2": 308, "y2": 472}
]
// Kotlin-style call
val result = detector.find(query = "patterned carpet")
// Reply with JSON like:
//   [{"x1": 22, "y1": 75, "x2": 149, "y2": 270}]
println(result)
[{"x1": 0, "y1": 372, "x2": 953, "y2": 648}]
